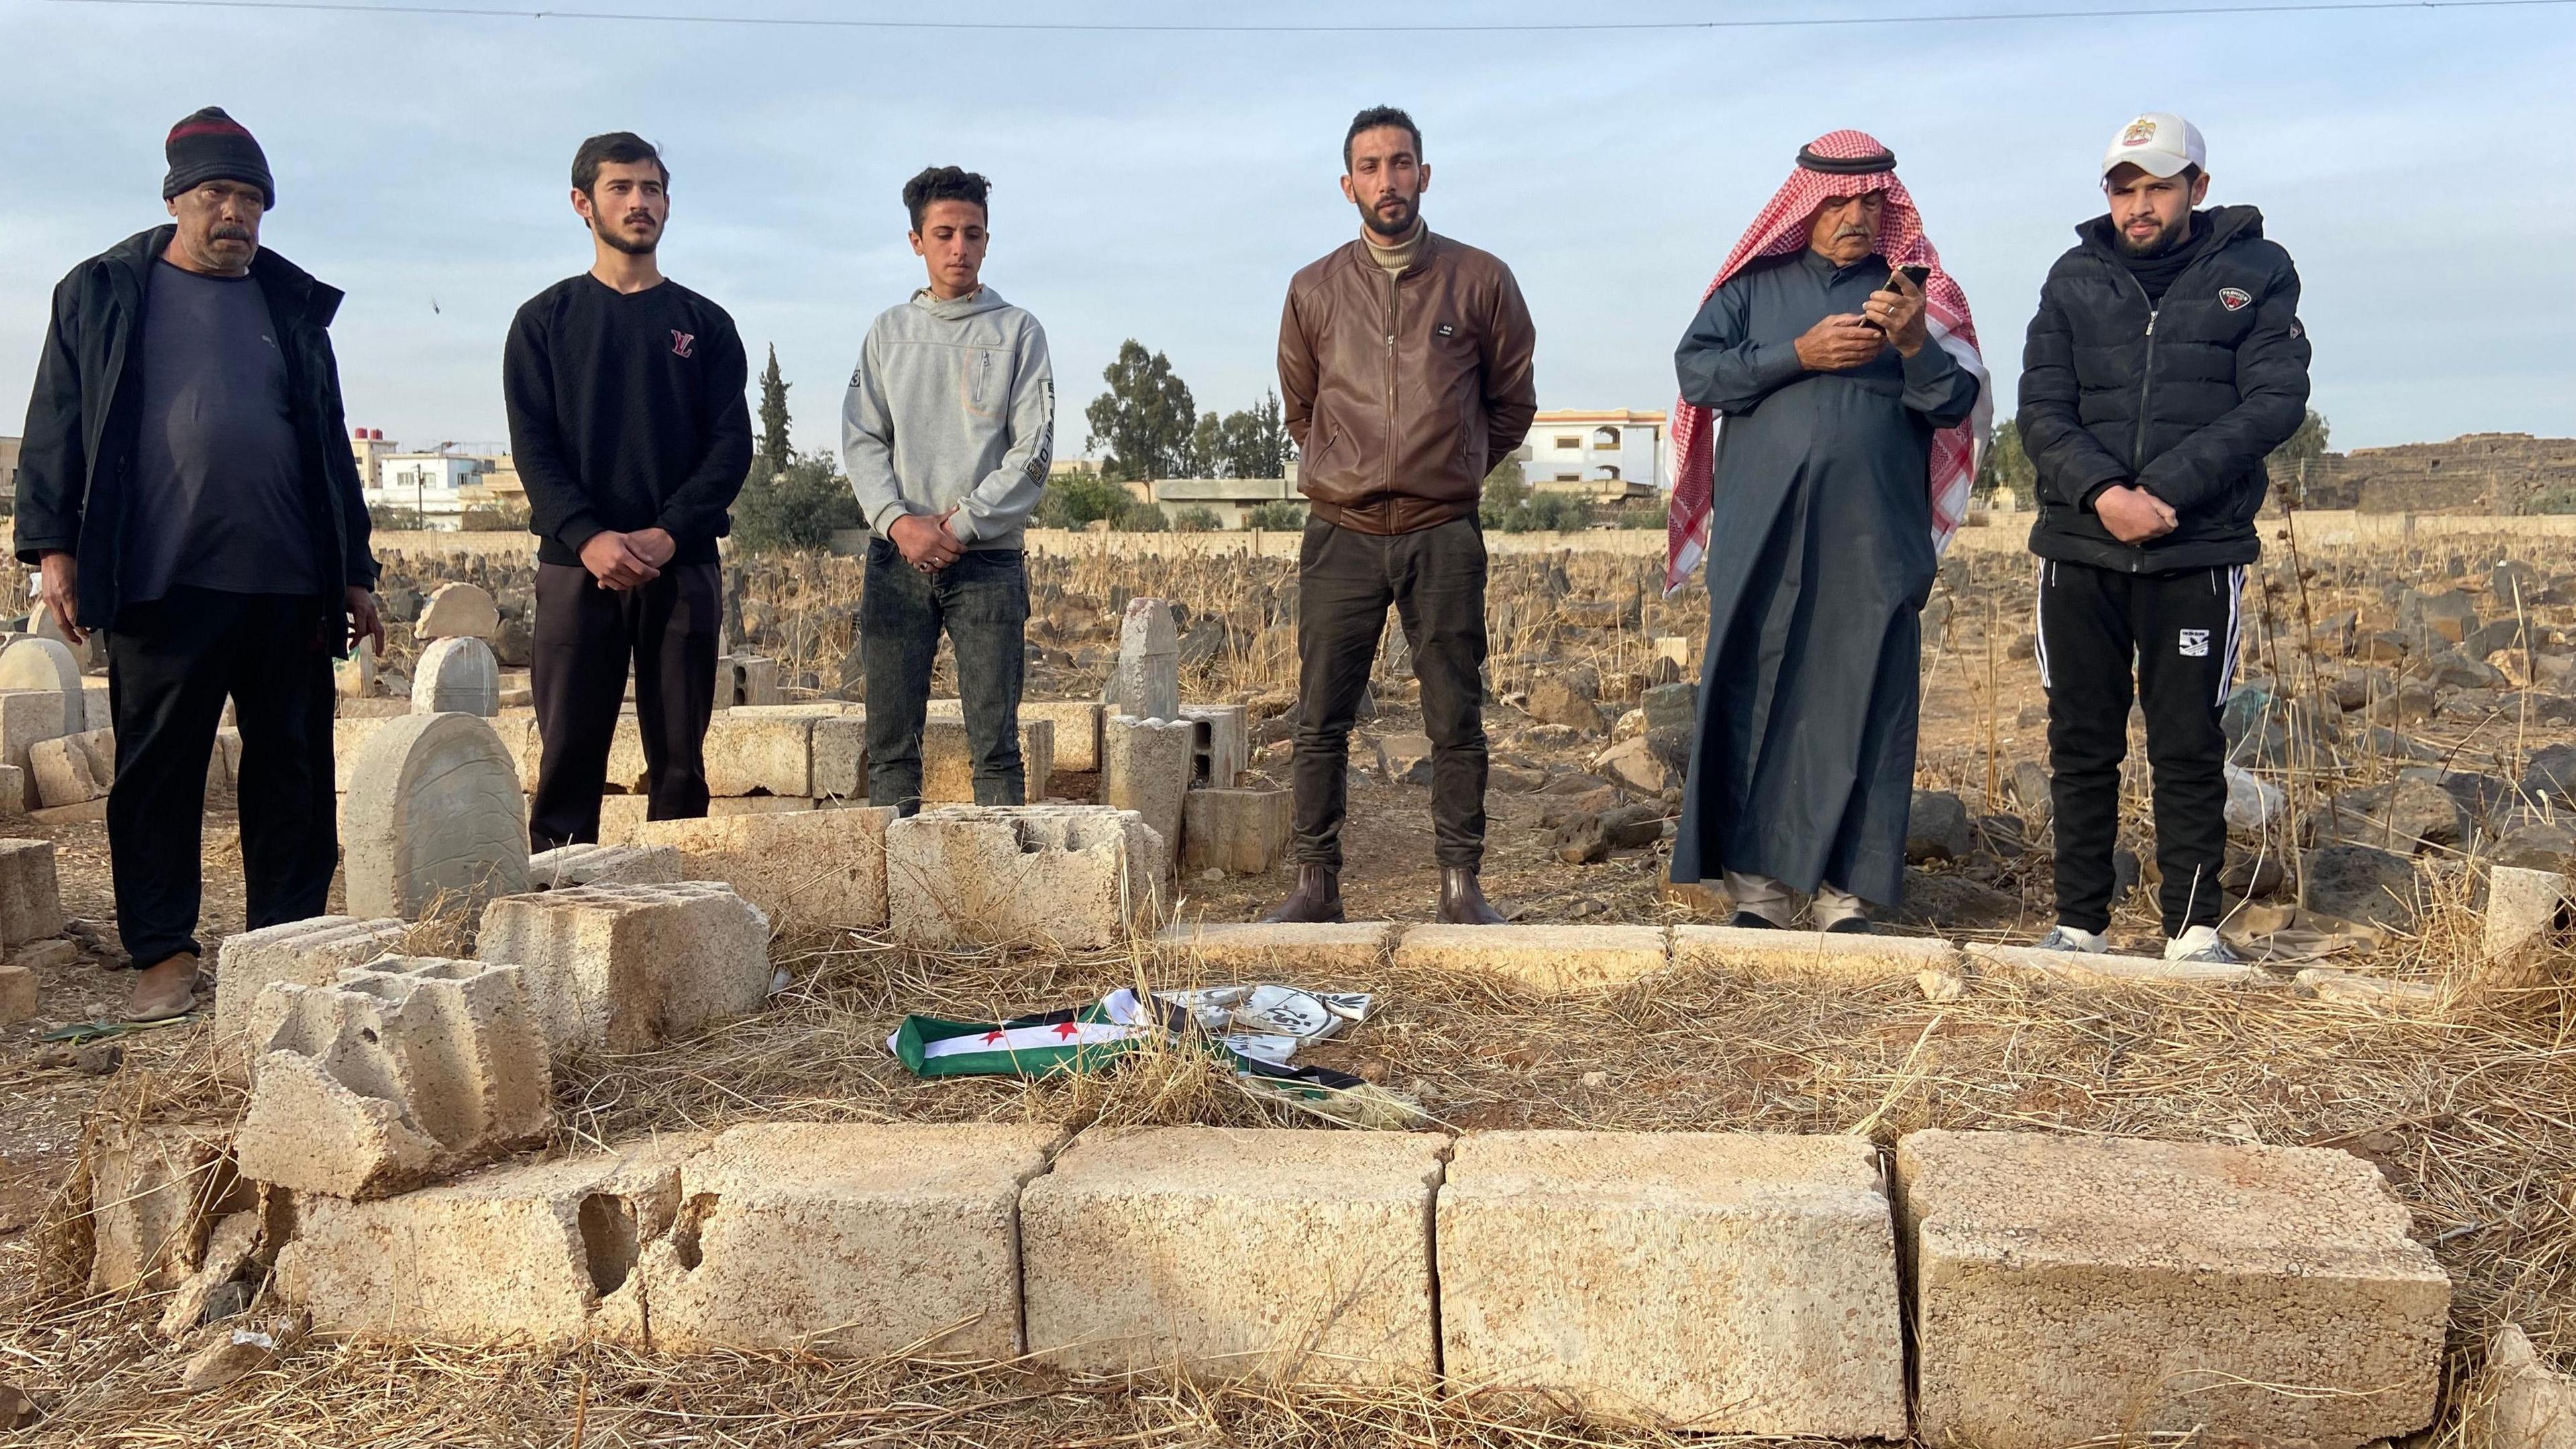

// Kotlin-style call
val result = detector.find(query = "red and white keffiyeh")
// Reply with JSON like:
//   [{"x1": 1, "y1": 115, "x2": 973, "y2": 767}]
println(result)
[{"x1": 1664, "y1": 129, "x2": 1990, "y2": 596}]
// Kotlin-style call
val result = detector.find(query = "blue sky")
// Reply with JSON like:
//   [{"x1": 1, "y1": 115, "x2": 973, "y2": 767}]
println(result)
[{"x1": 3, "y1": 0, "x2": 2570, "y2": 464}]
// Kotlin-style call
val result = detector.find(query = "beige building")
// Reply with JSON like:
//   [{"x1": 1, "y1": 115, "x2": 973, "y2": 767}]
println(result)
[
  {"x1": 350, "y1": 427, "x2": 396, "y2": 490},
  {"x1": 1138, "y1": 476, "x2": 1304, "y2": 529},
  {"x1": 1524, "y1": 409, "x2": 1666, "y2": 501},
  {"x1": 0, "y1": 437, "x2": 19, "y2": 500}
]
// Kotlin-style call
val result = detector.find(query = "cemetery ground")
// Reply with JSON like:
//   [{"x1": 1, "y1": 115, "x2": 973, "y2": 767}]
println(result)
[{"x1": 1, "y1": 521, "x2": 2573, "y2": 1446}]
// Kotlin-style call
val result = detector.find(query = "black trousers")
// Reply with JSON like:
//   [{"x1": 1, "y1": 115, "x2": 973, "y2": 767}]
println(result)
[
  {"x1": 2037, "y1": 557, "x2": 2246, "y2": 935},
  {"x1": 529, "y1": 560, "x2": 720, "y2": 851},
  {"x1": 1291, "y1": 515, "x2": 1489, "y2": 870},
  {"x1": 860, "y1": 539, "x2": 1028, "y2": 814},
  {"x1": 107, "y1": 589, "x2": 338, "y2": 966}
]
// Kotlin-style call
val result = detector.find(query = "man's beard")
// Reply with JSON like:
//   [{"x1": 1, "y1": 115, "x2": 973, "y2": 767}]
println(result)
[
  {"x1": 1361, "y1": 195, "x2": 1418, "y2": 239},
  {"x1": 596, "y1": 216, "x2": 661, "y2": 257},
  {"x1": 2117, "y1": 213, "x2": 2191, "y2": 258}
]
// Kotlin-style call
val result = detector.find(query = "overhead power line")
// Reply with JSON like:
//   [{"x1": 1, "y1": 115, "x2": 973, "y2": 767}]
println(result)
[{"x1": 36, "y1": 0, "x2": 2576, "y2": 31}]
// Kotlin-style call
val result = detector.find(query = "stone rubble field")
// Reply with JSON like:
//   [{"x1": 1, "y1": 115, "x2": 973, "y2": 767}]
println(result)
[{"x1": 0, "y1": 522, "x2": 2571, "y2": 1446}]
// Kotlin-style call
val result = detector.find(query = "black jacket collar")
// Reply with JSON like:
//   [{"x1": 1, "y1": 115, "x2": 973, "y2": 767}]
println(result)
[
  {"x1": 95, "y1": 225, "x2": 343, "y2": 328},
  {"x1": 2076, "y1": 203, "x2": 2263, "y2": 267}
]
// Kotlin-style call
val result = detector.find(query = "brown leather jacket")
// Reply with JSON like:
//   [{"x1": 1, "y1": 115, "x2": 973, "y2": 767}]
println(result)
[{"x1": 1277, "y1": 230, "x2": 1538, "y2": 535}]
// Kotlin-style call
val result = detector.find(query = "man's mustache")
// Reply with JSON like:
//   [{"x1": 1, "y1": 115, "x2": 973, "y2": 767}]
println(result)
[{"x1": 210, "y1": 225, "x2": 254, "y2": 241}]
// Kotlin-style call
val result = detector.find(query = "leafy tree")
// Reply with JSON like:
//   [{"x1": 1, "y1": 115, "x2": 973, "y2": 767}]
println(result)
[
  {"x1": 1084, "y1": 340, "x2": 1198, "y2": 481},
  {"x1": 1977, "y1": 419, "x2": 2037, "y2": 507},
  {"x1": 1171, "y1": 505, "x2": 1223, "y2": 533},
  {"x1": 368, "y1": 504, "x2": 429, "y2": 533},
  {"x1": 1477, "y1": 460, "x2": 1593, "y2": 532},
  {"x1": 1477, "y1": 458, "x2": 1531, "y2": 531},
  {"x1": 734, "y1": 449, "x2": 861, "y2": 551},
  {"x1": 1208, "y1": 391, "x2": 1297, "y2": 479},
  {"x1": 1245, "y1": 498, "x2": 1307, "y2": 530},
  {"x1": 1183, "y1": 413, "x2": 1223, "y2": 479},
  {"x1": 1117, "y1": 499, "x2": 1171, "y2": 532},
  {"x1": 754, "y1": 344, "x2": 793, "y2": 483},
  {"x1": 2269, "y1": 409, "x2": 2330, "y2": 471},
  {"x1": 1034, "y1": 471, "x2": 1139, "y2": 530}
]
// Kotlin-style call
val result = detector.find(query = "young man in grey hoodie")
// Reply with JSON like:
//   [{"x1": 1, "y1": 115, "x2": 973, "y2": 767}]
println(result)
[{"x1": 842, "y1": 166, "x2": 1054, "y2": 812}]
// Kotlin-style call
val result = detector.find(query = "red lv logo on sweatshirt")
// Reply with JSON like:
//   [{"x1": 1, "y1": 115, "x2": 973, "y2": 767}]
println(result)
[{"x1": 670, "y1": 330, "x2": 696, "y2": 358}]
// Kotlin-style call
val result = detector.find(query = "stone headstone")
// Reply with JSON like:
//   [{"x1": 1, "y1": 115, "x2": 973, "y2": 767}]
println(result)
[
  {"x1": 343, "y1": 712, "x2": 530, "y2": 920},
  {"x1": 30, "y1": 608, "x2": 105, "y2": 671},
  {"x1": 412, "y1": 582, "x2": 498, "y2": 642},
  {"x1": 411, "y1": 637, "x2": 500, "y2": 716},
  {"x1": 335, "y1": 647, "x2": 377, "y2": 699},
  {"x1": 0, "y1": 638, "x2": 85, "y2": 733},
  {"x1": 1114, "y1": 598, "x2": 1180, "y2": 722}
]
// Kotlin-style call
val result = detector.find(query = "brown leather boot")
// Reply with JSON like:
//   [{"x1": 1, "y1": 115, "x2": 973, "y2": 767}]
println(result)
[
  {"x1": 1261, "y1": 864, "x2": 1345, "y2": 924},
  {"x1": 125, "y1": 952, "x2": 201, "y2": 1023},
  {"x1": 1437, "y1": 867, "x2": 1506, "y2": 924}
]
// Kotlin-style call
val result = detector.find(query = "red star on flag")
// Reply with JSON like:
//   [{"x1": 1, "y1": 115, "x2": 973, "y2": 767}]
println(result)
[
  {"x1": 1052, "y1": 1021, "x2": 1083, "y2": 1039},
  {"x1": 981, "y1": 1030, "x2": 1008, "y2": 1044}
]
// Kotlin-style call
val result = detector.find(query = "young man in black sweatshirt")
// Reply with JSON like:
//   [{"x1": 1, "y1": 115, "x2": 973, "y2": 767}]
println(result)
[{"x1": 504, "y1": 131, "x2": 752, "y2": 850}]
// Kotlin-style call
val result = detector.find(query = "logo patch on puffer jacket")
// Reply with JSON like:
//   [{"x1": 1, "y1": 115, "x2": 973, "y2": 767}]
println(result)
[{"x1": 2218, "y1": 287, "x2": 2252, "y2": 312}]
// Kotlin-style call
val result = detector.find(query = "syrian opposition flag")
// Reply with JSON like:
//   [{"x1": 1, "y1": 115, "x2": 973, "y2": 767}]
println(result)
[{"x1": 889, "y1": 991, "x2": 1157, "y2": 1079}]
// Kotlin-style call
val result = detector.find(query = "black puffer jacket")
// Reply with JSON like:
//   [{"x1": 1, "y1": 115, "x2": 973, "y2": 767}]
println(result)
[{"x1": 2019, "y1": 205, "x2": 2310, "y2": 573}]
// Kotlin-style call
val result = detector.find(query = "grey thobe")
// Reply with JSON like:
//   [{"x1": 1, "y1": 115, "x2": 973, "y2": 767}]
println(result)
[{"x1": 1668, "y1": 248, "x2": 1981, "y2": 907}]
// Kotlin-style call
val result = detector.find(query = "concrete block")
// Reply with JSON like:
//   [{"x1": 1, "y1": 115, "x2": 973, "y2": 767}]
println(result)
[
  {"x1": 1022, "y1": 1126, "x2": 1444, "y2": 1384},
  {"x1": 1393, "y1": 924, "x2": 1668, "y2": 992},
  {"x1": 2484, "y1": 866, "x2": 2570, "y2": 977},
  {"x1": 413, "y1": 581, "x2": 498, "y2": 641},
  {"x1": 702, "y1": 713, "x2": 816, "y2": 798},
  {"x1": 1964, "y1": 941, "x2": 2262, "y2": 987},
  {"x1": 212, "y1": 915, "x2": 409, "y2": 1049},
  {"x1": 0, "y1": 637, "x2": 85, "y2": 733},
  {"x1": 1181, "y1": 704, "x2": 1249, "y2": 787},
  {"x1": 2490, "y1": 1325, "x2": 2576, "y2": 1449},
  {"x1": 331, "y1": 715, "x2": 395, "y2": 793},
  {"x1": 28, "y1": 726, "x2": 112, "y2": 807},
  {"x1": 1180, "y1": 787, "x2": 1291, "y2": 874},
  {"x1": 486, "y1": 712, "x2": 543, "y2": 794},
  {"x1": 411, "y1": 636, "x2": 500, "y2": 716},
  {"x1": 0, "y1": 961, "x2": 34, "y2": 1022},
  {"x1": 476, "y1": 881, "x2": 771, "y2": 1055},
  {"x1": 714, "y1": 654, "x2": 782, "y2": 708},
  {"x1": 811, "y1": 715, "x2": 867, "y2": 800},
  {"x1": 89, "y1": 1122, "x2": 251, "y2": 1293},
  {"x1": 1152, "y1": 920, "x2": 1394, "y2": 975},
  {"x1": 1103, "y1": 714, "x2": 1192, "y2": 865},
  {"x1": 236, "y1": 957, "x2": 552, "y2": 1199},
  {"x1": 637, "y1": 1122, "x2": 1062, "y2": 1358},
  {"x1": 342, "y1": 713, "x2": 531, "y2": 921},
  {"x1": 0, "y1": 763, "x2": 24, "y2": 816},
  {"x1": 527, "y1": 843, "x2": 683, "y2": 890},
  {"x1": 0, "y1": 838, "x2": 64, "y2": 947},
  {"x1": 1674, "y1": 923, "x2": 1959, "y2": 986},
  {"x1": 633, "y1": 807, "x2": 894, "y2": 933},
  {"x1": 886, "y1": 805, "x2": 1165, "y2": 950},
  {"x1": 1897, "y1": 1128, "x2": 2449, "y2": 1449},
  {"x1": 920, "y1": 716, "x2": 1055, "y2": 804},
  {"x1": 0, "y1": 689, "x2": 70, "y2": 809},
  {"x1": 274, "y1": 1136, "x2": 699, "y2": 1343},
  {"x1": 1438, "y1": 1130, "x2": 1904, "y2": 1434},
  {"x1": 1026, "y1": 700, "x2": 1102, "y2": 774}
]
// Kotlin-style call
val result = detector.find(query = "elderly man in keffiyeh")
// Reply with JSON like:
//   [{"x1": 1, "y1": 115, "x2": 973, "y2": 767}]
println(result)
[{"x1": 1665, "y1": 130, "x2": 1990, "y2": 933}]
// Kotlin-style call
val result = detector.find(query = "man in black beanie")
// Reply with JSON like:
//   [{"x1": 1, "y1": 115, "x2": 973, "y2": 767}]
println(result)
[{"x1": 13, "y1": 107, "x2": 382, "y2": 1021}]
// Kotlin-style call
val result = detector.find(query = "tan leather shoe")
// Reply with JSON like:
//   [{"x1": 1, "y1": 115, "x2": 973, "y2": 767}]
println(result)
[{"x1": 125, "y1": 952, "x2": 201, "y2": 1023}]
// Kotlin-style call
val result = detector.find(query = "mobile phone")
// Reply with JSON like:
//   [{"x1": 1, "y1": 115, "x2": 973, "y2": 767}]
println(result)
[{"x1": 1888, "y1": 264, "x2": 1931, "y2": 292}]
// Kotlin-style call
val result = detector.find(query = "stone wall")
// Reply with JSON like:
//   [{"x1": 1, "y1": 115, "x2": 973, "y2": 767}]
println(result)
[{"x1": 2267, "y1": 433, "x2": 2576, "y2": 515}]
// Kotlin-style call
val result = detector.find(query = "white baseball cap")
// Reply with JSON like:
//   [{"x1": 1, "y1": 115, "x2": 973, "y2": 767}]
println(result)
[{"x1": 2101, "y1": 112, "x2": 2206, "y2": 178}]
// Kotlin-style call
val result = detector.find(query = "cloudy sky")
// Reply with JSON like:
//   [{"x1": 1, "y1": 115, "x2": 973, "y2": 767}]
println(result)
[{"x1": 3, "y1": 0, "x2": 2569, "y2": 465}]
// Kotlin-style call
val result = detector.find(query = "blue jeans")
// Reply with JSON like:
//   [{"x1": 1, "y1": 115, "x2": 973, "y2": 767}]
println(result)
[{"x1": 862, "y1": 537, "x2": 1028, "y2": 812}]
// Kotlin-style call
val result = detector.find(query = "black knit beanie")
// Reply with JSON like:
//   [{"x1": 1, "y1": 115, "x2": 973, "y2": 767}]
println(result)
[{"x1": 162, "y1": 107, "x2": 275, "y2": 209}]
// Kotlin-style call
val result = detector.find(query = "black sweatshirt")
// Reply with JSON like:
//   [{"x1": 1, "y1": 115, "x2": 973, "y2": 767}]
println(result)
[{"x1": 502, "y1": 274, "x2": 753, "y2": 566}]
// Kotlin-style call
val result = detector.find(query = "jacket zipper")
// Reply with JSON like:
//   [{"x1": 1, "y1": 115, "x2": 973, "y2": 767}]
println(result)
[{"x1": 1383, "y1": 265, "x2": 1400, "y2": 504}]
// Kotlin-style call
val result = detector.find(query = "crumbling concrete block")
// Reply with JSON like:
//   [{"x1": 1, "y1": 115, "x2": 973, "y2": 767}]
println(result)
[
  {"x1": 2483, "y1": 866, "x2": 2570, "y2": 980},
  {"x1": 1103, "y1": 714, "x2": 1192, "y2": 863},
  {"x1": 0, "y1": 838, "x2": 64, "y2": 947},
  {"x1": 212, "y1": 914, "x2": 409, "y2": 1050},
  {"x1": 2490, "y1": 1325, "x2": 2576, "y2": 1449},
  {"x1": 28, "y1": 726, "x2": 111, "y2": 808},
  {"x1": 476, "y1": 881, "x2": 771, "y2": 1055},
  {"x1": 0, "y1": 689, "x2": 69, "y2": 809},
  {"x1": 527, "y1": 843, "x2": 683, "y2": 890},
  {"x1": 636, "y1": 1122, "x2": 1062, "y2": 1358},
  {"x1": 1963, "y1": 941, "x2": 2262, "y2": 987},
  {"x1": 1152, "y1": 920, "x2": 1394, "y2": 975},
  {"x1": 235, "y1": 957, "x2": 552, "y2": 1199},
  {"x1": 702, "y1": 713, "x2": 816, "y2": 798},
  {"x1": 633, "y1": 806, "x2": 894, "y2": 932},
  {"x1": 714, "y1": 653, "x2": 781, "y2": 708},
  {"x1": 1181, "y1": 787, "x2": 1291, "y2": 875},
  {"x1": 1181, "y1": 704, "x2": 1249, "y2": 787},
  {"x1": 0, "y1": 961, "x2": 32, "y2": 1022},
  {"x1": 484, "y1": 711, "x2": 543, "y2": 794},
  {"x1": 1024, "y1": 700, "x2": 1102, "y2": 775},
  {"x1": 411, "y1": 636, "x2": 500, "y2": 716},
  {"x1": 274, "y1": 1136, "x2": 699, "y2": 1343},
  {"x1": 1674, "y1": 922, "x2": 1959, "y2": 986},
  {"x1": 1896, "y1": 1128, "x2": 2449, "y2": 1449},
  {"x1": 886, "y1": 805, "x2": 1165, "y2": 950},
  {"x1": 413, "y1": 582, "x2": 498, "y2": 641},
  {"x1": 920, "y1": 716, "x2": 1055, "y2": 803},
  {"x1": 89, "y1": 1122, "x2": 251, "y2": 1293},
  {"x1": 1022, "y1": 1126, "x2": 1444, "y2": 1384},
  {"x1": 0, "y1": 763, "x2": 25, "y2": 817},
  {"x1": 1438, "y1": 1130, "x2": 1905, "y2": 1435},
  {"x1": 1393, "y1": 924, "x2": 1668, "y2": 992},
  {"x1": 810, "y1": 715, "x2": 867, "y2": 800},
  {"x1": 342, "y1": 713, "x2": 530, "y2": 920}
]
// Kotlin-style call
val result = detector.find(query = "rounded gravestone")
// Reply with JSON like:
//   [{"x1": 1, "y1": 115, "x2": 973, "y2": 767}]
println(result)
[
  {"x1": 411, "y1": 636, "x2": 500, "y2": 716},
  {"x1": 343, "y1": 712, "x2": 530, "y2": 920},
  {"x1": 0, "y1": 637, "x2": 85, "y2": 733},
  {"x1": 413, "y1": 582, "x2": 499, "y2": 642}
]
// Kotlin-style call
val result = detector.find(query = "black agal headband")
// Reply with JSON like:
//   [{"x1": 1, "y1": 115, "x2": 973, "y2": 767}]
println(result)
[{"x1": 1796, "y1": 144, "x2": 1896, "y2": 175}]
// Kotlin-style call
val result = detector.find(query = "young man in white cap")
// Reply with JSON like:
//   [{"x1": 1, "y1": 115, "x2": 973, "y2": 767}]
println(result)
[{"x1": 2019, "y1": 113, "x2": 2310, "y2": 963}]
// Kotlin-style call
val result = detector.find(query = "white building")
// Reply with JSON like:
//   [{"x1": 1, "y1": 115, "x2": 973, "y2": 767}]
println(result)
[
  {"x1": 1523, "y1": 409, "x2": 1668, "y2": 500},
  {"x1": 368, "y1": 451, "x2": 488, "y2": 529}
]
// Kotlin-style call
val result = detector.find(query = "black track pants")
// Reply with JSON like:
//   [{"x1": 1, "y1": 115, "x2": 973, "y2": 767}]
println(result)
[
  {"x1": 529, "y1": 561, "x2": 721, "y2": 851},
  {"x1": 2037, "y1": 557, "x2": 2245, "y2": 936}
]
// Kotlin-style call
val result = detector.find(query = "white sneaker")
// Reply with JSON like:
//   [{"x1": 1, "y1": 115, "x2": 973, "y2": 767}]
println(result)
[
  {"x1": 2163, "y1": 925, "x2": 2241, "y2": 965},
  {"x1": 2036, "y1": 924, "x2": 2110, "y2": 953}
]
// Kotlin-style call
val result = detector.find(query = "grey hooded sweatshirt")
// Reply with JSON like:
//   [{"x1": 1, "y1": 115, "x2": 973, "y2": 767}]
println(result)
[{"x1": 841, "y1": 286, "x2": 1054, "y2": 550}]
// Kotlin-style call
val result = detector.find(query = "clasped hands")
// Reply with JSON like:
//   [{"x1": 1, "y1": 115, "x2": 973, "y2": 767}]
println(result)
[
  {"x1": 888, "y1": 509, "x2": 965, "y2": 575},
  {"x1": 579, "y1": 527, "x2": 678, "y2": 591},
  {"x1": 2094, "y1": 484, "x2": 2180, "y2": 545}
]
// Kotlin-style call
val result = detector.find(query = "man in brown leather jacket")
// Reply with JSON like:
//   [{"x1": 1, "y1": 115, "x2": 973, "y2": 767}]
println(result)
[{"x1": 1265, "y1": 105, "x2": 1538, "y2": 924}]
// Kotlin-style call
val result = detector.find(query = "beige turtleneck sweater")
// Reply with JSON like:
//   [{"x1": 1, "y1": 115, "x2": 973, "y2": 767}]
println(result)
[{"x1": 1364, "y1": 221, "x2": 1426, "y2": 278}]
